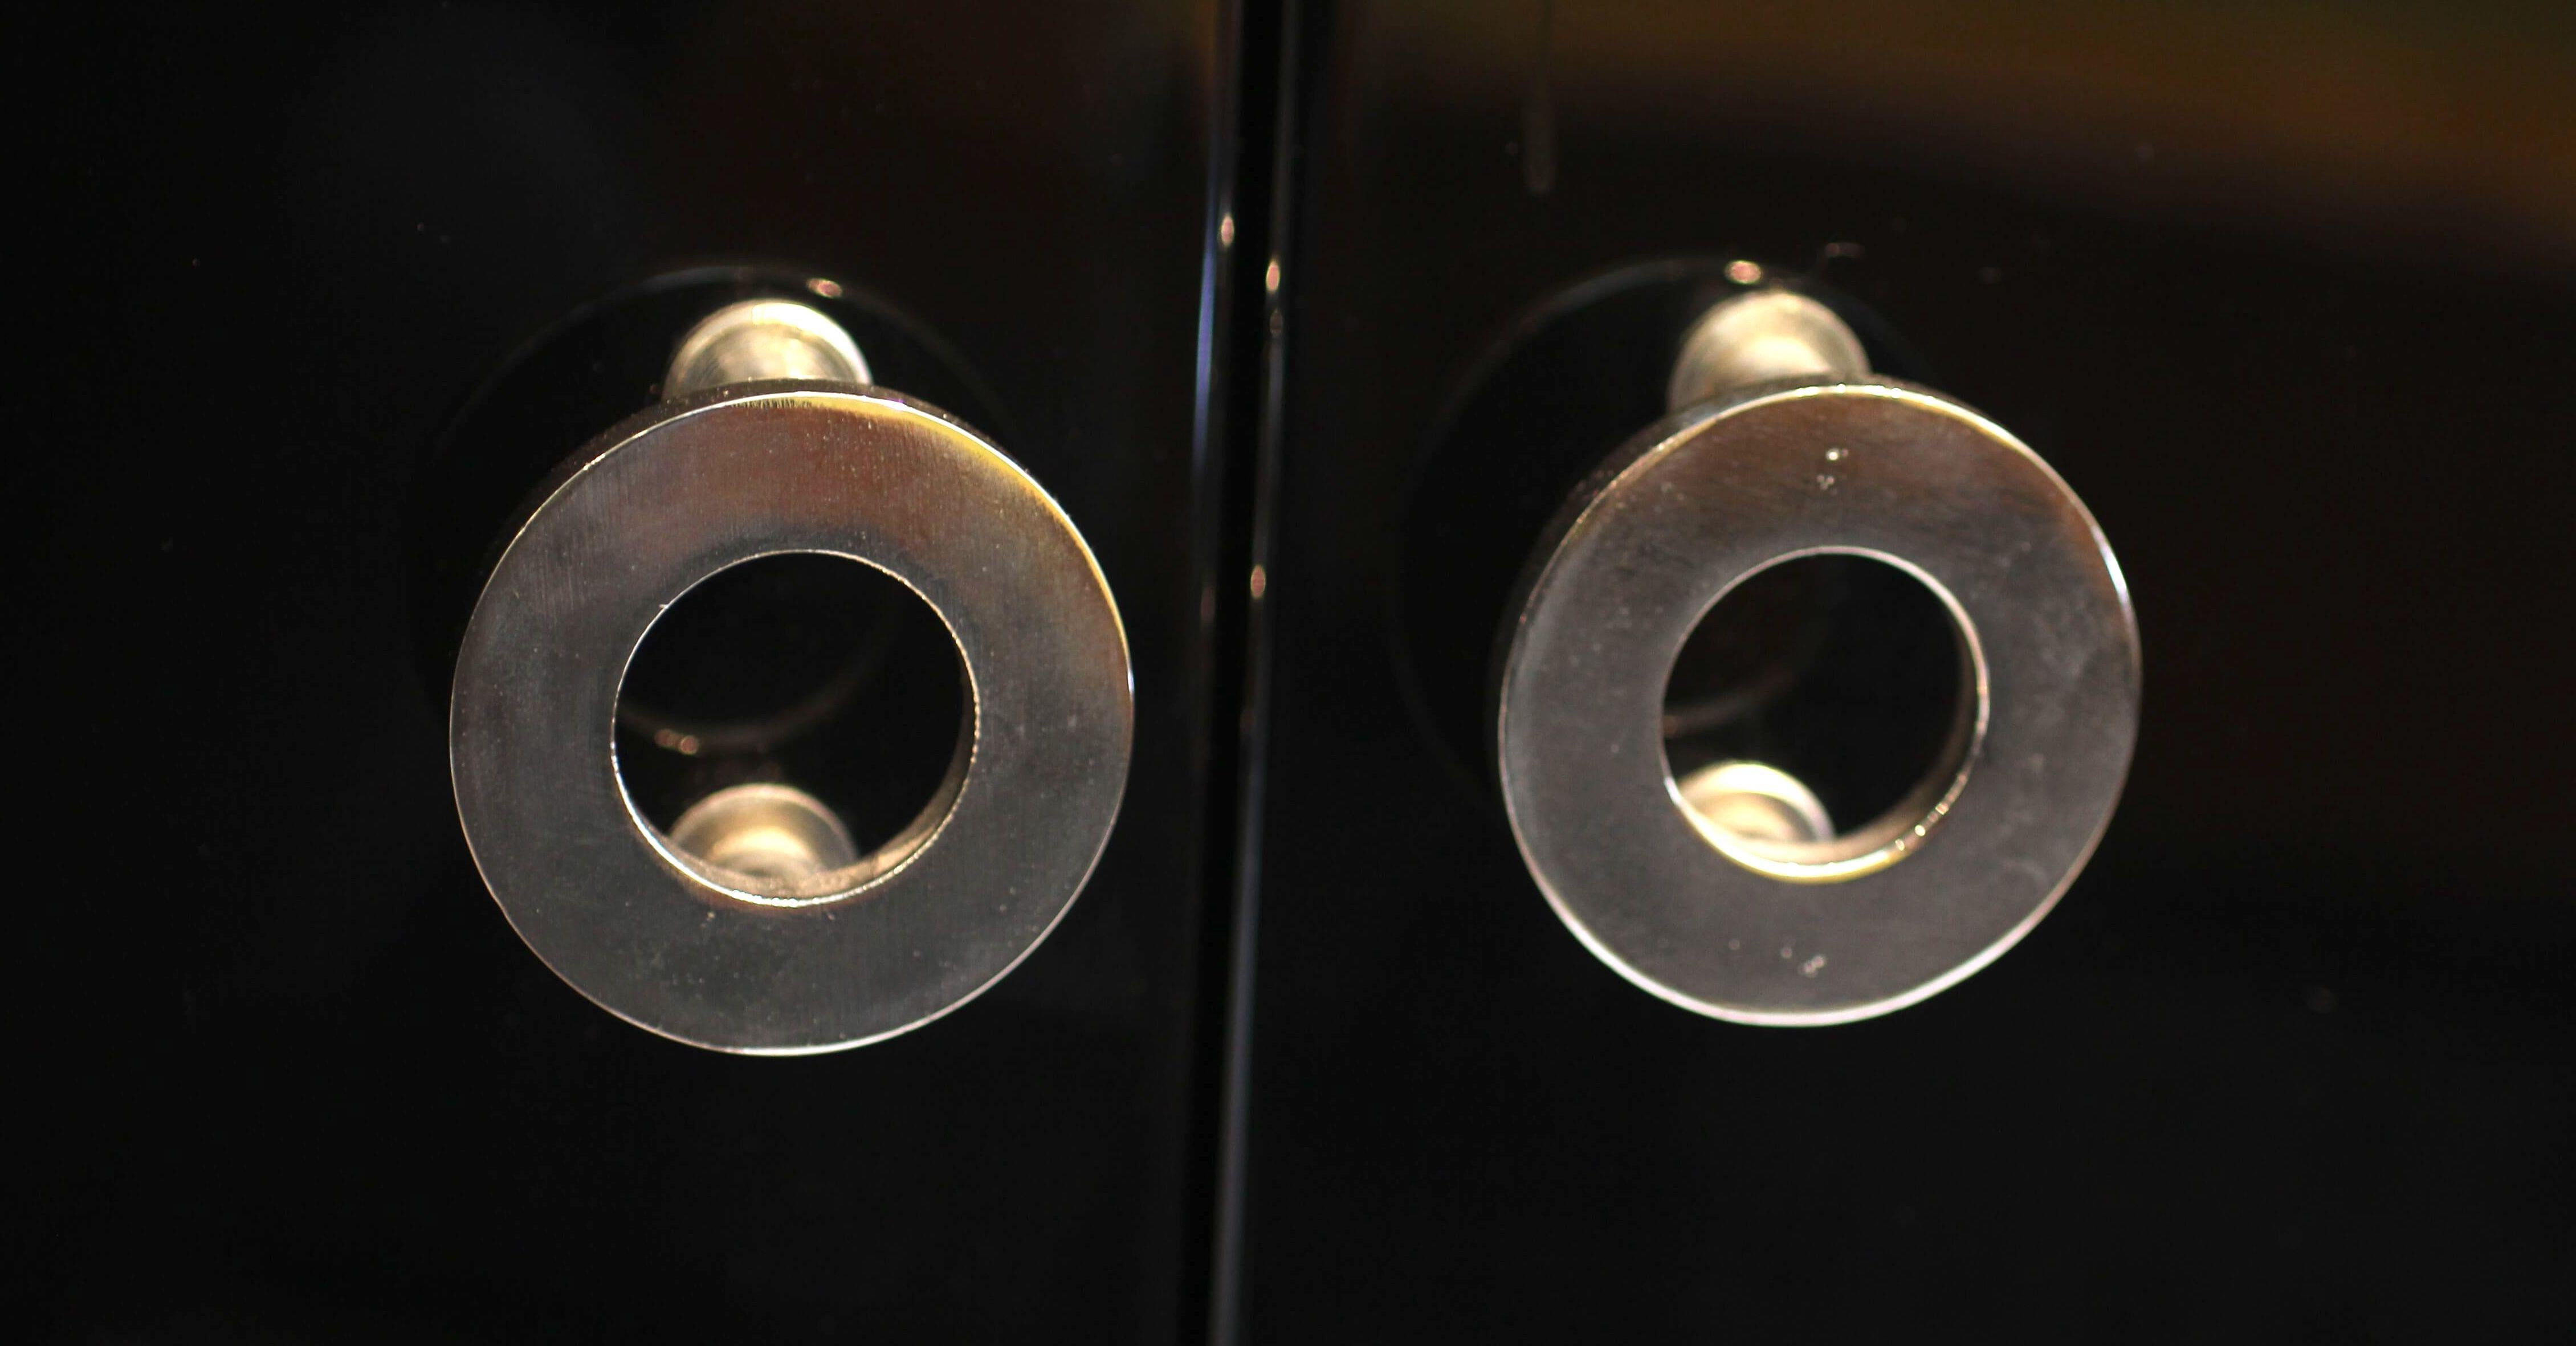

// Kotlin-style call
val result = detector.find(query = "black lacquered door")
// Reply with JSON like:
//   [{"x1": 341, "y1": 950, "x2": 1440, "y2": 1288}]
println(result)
[
  {"x1": 1229, "y1": 2, "x2": 2574, "y2": 1339},
  {"x1": 21, "y1": 3, "x2": 1232, "y2": 1339},
  {"x1": 19, "y1": 2, "x2": 2573, "y2": 1341}
]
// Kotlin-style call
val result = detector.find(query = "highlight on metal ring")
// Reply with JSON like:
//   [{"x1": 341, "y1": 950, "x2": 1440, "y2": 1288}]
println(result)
[
  {"x1": 450, "y1": 300, "x2": 1131, "y2": 1054},
  {"x1": 1495, "y1": 289, "x2": 2138, "y2": 1025}
]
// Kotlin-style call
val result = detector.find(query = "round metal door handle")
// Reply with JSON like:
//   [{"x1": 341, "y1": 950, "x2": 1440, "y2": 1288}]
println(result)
[
  {"x1": 1497, "y1": 289, "x2": 2138, "y2": 1024},
  {"x1": 450, "y1": 300, "x2": 1131, "y2": 1054}
]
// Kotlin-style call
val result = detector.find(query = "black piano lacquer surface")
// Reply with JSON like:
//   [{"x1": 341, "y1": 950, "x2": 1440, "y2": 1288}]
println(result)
[
  {"x1": 1235, "y1": 2, "x2": 2573, "y2": 1340},
  {"x1": 21, "y1": 2, "x2": 1227, "y2": 1339},
  {"x1": 15, "y1": 1, "x2": 2574, "y2": 1341}
]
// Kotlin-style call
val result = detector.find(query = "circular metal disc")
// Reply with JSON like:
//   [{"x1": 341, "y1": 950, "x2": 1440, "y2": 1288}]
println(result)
[
  {"x1": 452, "y1": 386, "x2": 1131, "y2": 1054},
  {"x1": 1497, "y1": 381, "x2": 2137, "y2": 1024}
]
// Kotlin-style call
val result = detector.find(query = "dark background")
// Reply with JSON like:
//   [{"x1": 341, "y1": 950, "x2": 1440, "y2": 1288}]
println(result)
[
  {"x1": 1235, "y1": 1, "x2": 2573, "y2": 1341},
  {"x1": 14, "y1": 0, "x2": 2575, "y2": 1341}
]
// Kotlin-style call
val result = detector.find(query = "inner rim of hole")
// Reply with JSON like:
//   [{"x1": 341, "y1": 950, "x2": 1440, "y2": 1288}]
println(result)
[
  {"x1": 612, "y1": 550, "x2": 975, "y2": 905},
  {"x1": 1660, "y1": 549, "x2": 1984, "y2": 882}
]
